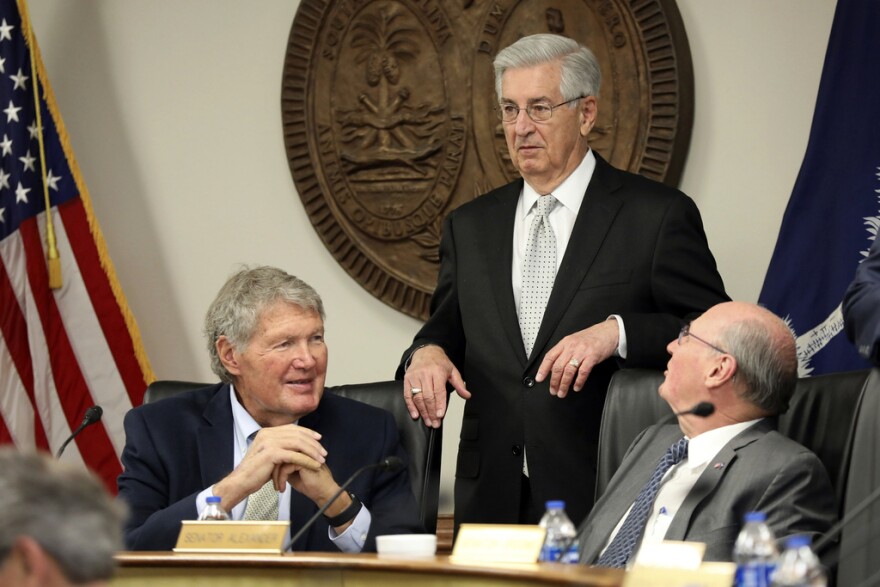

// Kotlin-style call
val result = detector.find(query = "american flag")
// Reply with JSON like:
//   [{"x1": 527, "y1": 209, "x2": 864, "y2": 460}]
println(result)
[{"x1": 0, "y1": 0, "x2": 153, "y2": 493}]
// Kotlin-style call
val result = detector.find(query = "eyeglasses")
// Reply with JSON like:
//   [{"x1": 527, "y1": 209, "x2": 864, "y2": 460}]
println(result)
[
  {"x1": 496, "y1": 96, "x2": 586, "y2": 123},
  {"x1": 678, "y1": 323, "x2": 729, "y2": 355}
]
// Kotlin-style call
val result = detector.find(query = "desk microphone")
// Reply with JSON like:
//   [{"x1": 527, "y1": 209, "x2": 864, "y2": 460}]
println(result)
[
  {"x1": 573, "y1": 401, "x2": 714, "y2": 563},
  {"x1": 284, "y1": 456, "x2": 404, "y2": 552},
  {"x1": 812, "y1": 483, "x2": 880, "y2": 556},
  {"x1": 56, "y1": 406, "x2": 103, "y2": 458}
]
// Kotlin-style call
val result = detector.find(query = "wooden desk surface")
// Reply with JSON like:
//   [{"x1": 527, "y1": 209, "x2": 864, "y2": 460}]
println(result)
[{"x1": 114, "y1": 552, "x2": 624, "y2": 587}]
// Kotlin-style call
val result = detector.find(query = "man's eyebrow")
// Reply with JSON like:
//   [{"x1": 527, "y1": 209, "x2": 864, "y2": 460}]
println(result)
[{"x1": 499, "y1": 96, "x2": 553, "y2": 104}]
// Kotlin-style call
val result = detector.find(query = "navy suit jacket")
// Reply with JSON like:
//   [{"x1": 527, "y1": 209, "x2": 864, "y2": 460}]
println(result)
[
  {"x1": 397, "y1": 153, "x2": 729, "y2": 526},
  {"x1": 578, "y1": 420, "x2": 836, "y2": 563},
  {"x1": 843, "y1": 236, "x2": 880, "y2": 365},
  {"x1": 118, "y1": 384, "x2": 421, "y2": 551}
]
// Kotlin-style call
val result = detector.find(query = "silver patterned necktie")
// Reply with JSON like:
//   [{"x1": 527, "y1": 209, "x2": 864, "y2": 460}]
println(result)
[
  {"x1": 596, "y1": 437, "x2": 689, "y2": 568},
  {"x1": 242, "y1": 433, "x2": 279, "y2": 521},
  {"x1": 520, "y1": 194, "x2": 558, "y2": 358},
  {"x1": 243, "y1": 479, "x2": 279, "y2": 520}
]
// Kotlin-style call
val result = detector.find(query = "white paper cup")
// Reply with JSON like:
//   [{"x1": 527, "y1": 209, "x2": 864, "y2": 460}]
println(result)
[{"x1": 376, "y1": 534, "x2": 437, "y2": 557}]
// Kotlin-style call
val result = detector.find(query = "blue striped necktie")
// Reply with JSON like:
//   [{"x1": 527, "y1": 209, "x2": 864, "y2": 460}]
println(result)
[{"x1": 596, "y1": 436, "x2": 689, "y2": 568}]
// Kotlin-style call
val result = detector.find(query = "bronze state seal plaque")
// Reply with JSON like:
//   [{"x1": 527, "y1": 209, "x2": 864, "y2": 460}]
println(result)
[{"x1": 282, "y1": 0, "x2": 693, "y2": 320}]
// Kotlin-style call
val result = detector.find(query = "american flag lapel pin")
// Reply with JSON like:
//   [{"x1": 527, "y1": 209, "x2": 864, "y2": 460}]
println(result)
[{"x1": 713, "y1": 462, "x2": 725, "y2": 469}]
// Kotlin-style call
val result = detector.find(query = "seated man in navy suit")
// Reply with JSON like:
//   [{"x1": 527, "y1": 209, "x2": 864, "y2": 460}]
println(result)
[
  {"x1": 578, "y1": 301, "x2": 836, "y2": 567},
  {"x1": 118, "y1": 266, "x2": 421, "y2": 552}
]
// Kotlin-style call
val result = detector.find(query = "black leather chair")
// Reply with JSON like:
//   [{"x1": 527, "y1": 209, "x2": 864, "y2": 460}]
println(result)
[
  {"x1": 143, "y1": 379, "x2": 442, "y2": 533},
  {"x1": 595, "y1": 368, "x2": 870, "y2": 516},
  {"x1": 836, "y1": 368, "x2": 880, "y2": 587}
]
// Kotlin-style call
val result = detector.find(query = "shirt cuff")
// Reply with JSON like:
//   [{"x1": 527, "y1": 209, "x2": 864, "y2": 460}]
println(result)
[
  {"x1": 403, "y1": 344, "x2": 431, "y2": 372},
  {"x1": 609, "y1": 314, "x2": 627, "y2": 359},
  {"x1": 328, "y1": 505, "x2": 371, "y2": 552}
]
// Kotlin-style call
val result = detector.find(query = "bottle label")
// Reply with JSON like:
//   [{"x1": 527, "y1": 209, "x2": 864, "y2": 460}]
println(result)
[
  {"x1": 735, "y1": 562, "x2": 775, "y2": 587},
  {"x1": 539, "y1": 541, "x2": 579, "y2": 564}
]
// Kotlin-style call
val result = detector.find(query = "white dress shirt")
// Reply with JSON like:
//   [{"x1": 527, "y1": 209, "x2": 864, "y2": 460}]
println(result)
[{"x1": 195, "y1": 385, "x2": 371, "y2": 552}]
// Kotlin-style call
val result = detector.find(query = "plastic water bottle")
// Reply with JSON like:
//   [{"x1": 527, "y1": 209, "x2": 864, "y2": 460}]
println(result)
[
  {"x1": 538, "y1": 500, "x2": 579, "y2": 563},
  {"x1": 198, "y1": 496, "x2": 230, "y2": 521},
  {"x1": 771, "y1": 535, "x2": 827, "y2": 587},
  {"x1": 733, "y1": 511, "x2": 778, "y2": 587}
]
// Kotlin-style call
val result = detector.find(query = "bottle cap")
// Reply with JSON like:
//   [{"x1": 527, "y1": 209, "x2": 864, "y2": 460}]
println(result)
[
  {"x1": 744, "y1": 511, "x2": 767, "y2": 522},
  {"x1": 784, "y1": 535, "x2": 811, "y2": 548},
  {"x1": 545, "y1": 500, "x2": 565, "y2": 510},
  {"x1": 206, "y1": 496, "x2": 222, "y2": 504}
]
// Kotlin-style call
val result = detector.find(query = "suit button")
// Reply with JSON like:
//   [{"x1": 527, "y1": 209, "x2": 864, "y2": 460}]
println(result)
[
  {"x1": 512, "y1": 445, "x2": 522, "y2": 456},
  {"x1": 522, "y1": 377, "x2": 535, "y2": 387}
]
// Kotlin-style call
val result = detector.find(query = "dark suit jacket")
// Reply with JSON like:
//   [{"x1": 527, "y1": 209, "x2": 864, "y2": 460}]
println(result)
[
  {"x1": 843, "y1": 236, "x2": 880, "y2": 365},
  {"x1": 117, "y1": 384, "x2": 422, "y2": 551},
  {"x1": 397, "y1": 153, "x2": 729, "y2": 526},
  {"x1": 578, "y1": 420, "x2": 836, "y2": 563}
]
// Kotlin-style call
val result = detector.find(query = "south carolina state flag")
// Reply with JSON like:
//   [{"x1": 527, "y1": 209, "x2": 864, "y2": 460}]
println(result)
[
  {"x1": 0, "y1": 0, "x2": 153, "y2": 492},
  {"x1": 759, "y1": 0, "x2": 880, "y2": 376}
]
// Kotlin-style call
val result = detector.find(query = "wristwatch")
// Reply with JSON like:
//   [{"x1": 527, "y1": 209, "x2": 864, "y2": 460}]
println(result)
[{"x1": 323, "y1": 492, "x2": 362, "y2": 527}]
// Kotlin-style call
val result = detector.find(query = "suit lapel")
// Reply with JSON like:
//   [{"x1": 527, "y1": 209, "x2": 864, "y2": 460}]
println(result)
[
  {"x1": 664, "y1": 420, "x2": 774, "y2": 541},
  {"x1": 528, "y1": 155, "x2": 623, "y2": 368},
  {"x1": 197, "y1": 384, "x2": 236, "y2": 486},
  {"x1": 482, "y1": 181, "x2": 529, "y2": 365}
]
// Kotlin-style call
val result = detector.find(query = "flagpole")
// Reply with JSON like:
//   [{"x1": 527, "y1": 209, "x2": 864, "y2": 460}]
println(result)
[{"x1": 18, "y1": 0, "x2": 61, "y2": 289}]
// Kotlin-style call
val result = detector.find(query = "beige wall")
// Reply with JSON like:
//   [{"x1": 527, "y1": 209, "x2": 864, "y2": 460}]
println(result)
[{"x1": 28, "y1": 1, "x2": 836, "y2": 511}]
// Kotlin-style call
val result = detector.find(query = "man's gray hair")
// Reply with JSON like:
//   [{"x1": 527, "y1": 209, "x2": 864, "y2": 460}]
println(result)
[
  {"x1": 0, "y1": 448, "x2": 125, "y2": 583},
  {"x1": 204, "y1": 265, "x2": 326, "y2": 382},
  {"x1": 493, "y1": 34, "x2": 601, "y2": 103},
  {"x1": 718, "y1": 317, "x2": 798, "y2": 415}
]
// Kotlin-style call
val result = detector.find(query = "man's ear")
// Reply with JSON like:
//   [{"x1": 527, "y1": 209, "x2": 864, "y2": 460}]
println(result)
[
  {"x1": 216, "y1": 336, "x2": 241, "y2": 377},
  {"x1": 13, "y1": 536, "x2": 52, "y2": 584},
  {"x1": 705, "y1": 354, "x2": 737, "y2": 389},
  {"x1": 579, "y1": 95, "x2": 599, "y2": 136}
]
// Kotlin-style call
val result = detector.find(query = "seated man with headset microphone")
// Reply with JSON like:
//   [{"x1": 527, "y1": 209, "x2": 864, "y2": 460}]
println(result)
[{"x1": 578, "y1": 301, "x2": 835, "y2": 567}]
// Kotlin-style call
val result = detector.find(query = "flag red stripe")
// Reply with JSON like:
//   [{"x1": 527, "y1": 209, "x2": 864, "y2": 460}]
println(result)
[
  {"x1": 59, "y1": 199, "x2": 146, "y2": 406},
  {"x1": 19, "y1": 218, "x2": 121, "y2": 492},
  {"x1": 0, "y1": 411, "x2": 11, "y2": 445},
  {"x1": 0, "y1": 251, "x2": 50, "y2": 449}
]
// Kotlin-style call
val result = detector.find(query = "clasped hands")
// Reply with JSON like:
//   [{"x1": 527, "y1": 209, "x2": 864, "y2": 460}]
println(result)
[
  {"x1": 212, "y1": 426, "x2": 352, "y2": 521},
  {"x1": 404, "y1": 320, "x2": 619, "y2": 426}
]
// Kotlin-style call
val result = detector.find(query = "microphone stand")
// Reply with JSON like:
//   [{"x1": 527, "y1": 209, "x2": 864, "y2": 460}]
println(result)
[
  {"x1": 813, "y1": 485, "x2": 880, "y2": 555},
  {"x1": 56, "y1": 406, "x2": 103, "y2": 458}
]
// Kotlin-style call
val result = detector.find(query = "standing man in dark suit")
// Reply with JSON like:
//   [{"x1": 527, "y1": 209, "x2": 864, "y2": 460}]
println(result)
[
  {"x1": 843, "y1": 237, "x2": 880, "y2": 366},
  {"x1": 578, "y1": 301, "x2": 835, "y2": 567},
  {"x1": 397, "y1": 33, "x2": 729, "y2": 528},
  {"x1": 119, "y1": 266, "x2": 421, "y2": 552}
]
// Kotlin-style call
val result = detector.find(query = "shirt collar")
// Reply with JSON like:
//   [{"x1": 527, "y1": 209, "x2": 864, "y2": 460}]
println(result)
[
  {"x1": 520, "y1": 149, "x2": 595, "y2": 219},
  {"x1": 230, "y1": 384, "x2": 262, "y2": 454},
  {"x1": 683, "y1": 418, "x2": 763, "y2": 470}
]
